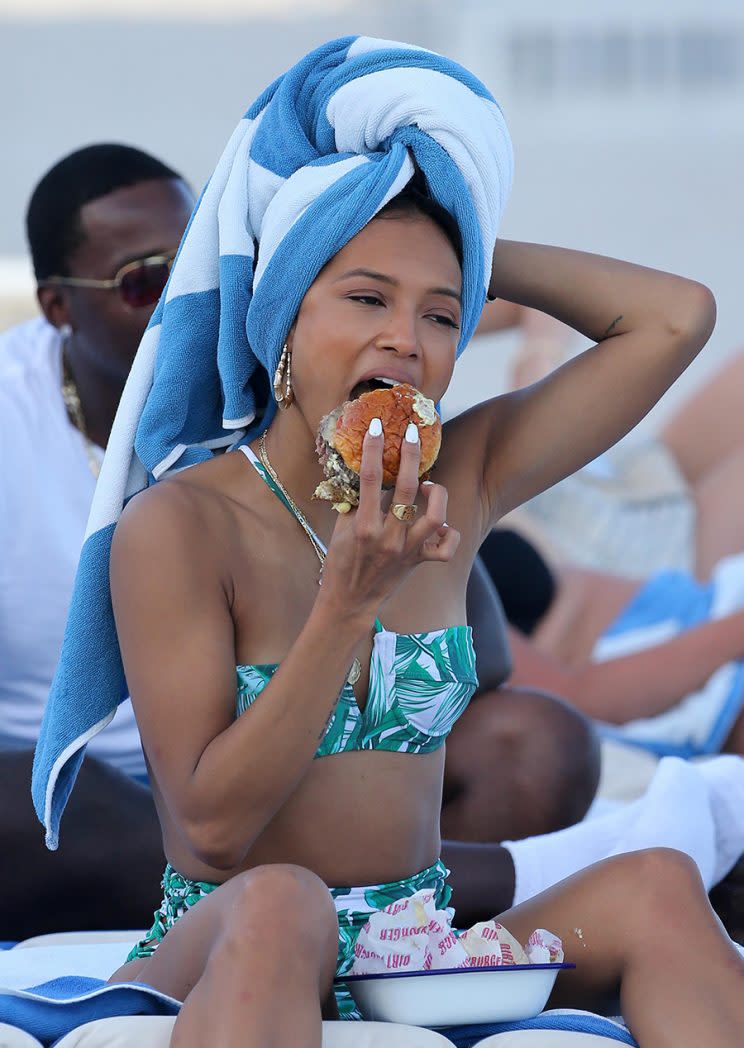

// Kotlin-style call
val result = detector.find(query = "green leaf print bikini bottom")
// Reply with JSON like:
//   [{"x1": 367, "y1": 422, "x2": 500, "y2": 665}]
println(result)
[{"x1": 127, "y1": 859, "x2": 451, "y2": 1019}]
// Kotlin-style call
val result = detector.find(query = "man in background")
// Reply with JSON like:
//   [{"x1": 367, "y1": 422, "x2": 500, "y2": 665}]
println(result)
[{"x1": 1, "y1": 144, "x2": 194, "y2": 936}]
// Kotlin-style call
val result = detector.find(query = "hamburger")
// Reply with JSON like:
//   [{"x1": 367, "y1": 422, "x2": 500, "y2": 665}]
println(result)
[{"x1": 314, "y1": 382, "x2": 442, "y2": 512}]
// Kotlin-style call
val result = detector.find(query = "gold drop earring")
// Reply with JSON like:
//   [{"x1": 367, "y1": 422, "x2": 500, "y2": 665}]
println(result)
[{"x1": 273, "y1": 343, "x2": 294, "y2": 409}]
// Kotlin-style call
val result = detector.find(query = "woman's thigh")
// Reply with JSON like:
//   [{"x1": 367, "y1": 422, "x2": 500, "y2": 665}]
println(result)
[
  {"x1": 660, "y1": 349, "x2": 744, "y2": 487},
  {"x1": 693, "y1": 446, "x2": 744, "y2": 578},
  {"x1": 109, "y1": 864, "x2": 339, "y2": 1003}
]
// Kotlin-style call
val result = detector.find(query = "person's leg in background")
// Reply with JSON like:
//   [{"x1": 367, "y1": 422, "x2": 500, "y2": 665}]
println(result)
[
  {"x1": 660, "y1": 350, "x2": 744, "y2": 578},
  {"x1": 661, "y1": 349, "x2": 744, "y2": 489}
]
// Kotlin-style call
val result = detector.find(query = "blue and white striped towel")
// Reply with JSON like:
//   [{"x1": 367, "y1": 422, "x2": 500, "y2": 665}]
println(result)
[{"x1": 32, "y1": 35, "x2": 513, "y2": 847}]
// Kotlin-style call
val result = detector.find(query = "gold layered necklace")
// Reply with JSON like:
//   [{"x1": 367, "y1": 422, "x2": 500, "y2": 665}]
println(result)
[
  {"x1": 257, "y1": 431, "x2": 362, "y2": 687},
  {"x1": 61, "y1": 348, "x2": 101, "y2": 479},
  {"x1": 258, "y1": 431, "x2": 326, "y2": 575}
]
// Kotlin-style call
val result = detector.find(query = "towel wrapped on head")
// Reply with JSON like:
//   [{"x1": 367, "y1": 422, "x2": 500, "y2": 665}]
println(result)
[{"x1": 32, "y1": 34, "x2": 514, "y2": 847}]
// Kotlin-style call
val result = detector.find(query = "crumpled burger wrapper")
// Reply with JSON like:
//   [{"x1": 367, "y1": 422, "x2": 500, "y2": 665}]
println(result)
[{"x1": 351, "y1": 888, "x2": 564, "y2": 975}]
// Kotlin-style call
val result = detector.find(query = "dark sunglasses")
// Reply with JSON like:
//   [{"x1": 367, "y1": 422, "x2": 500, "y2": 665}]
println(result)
[{"x1": 39, "y1": 251, "x2": 176, "y2": 309}]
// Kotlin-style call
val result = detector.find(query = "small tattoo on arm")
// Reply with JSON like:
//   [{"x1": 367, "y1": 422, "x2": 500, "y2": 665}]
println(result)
[{"x1": 600, "y1": 314, "x2": 623, "y2": 339}]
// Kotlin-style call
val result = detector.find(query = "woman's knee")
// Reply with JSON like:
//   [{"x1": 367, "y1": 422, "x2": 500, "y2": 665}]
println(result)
[
  {"x1": 606, "y1": 848, "x2": 704, "y2": 920},
  {"x1": 224, "y1": 864, "x2": 337, "y2": 949},
  {"x1": 637, "y1": 847, "x2": 703, "y2": 895}
]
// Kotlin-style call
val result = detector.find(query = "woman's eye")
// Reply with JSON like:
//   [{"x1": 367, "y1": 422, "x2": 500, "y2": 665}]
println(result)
[
  {"x1": 349, "y1": 294, "x2": 384, "y2": 306},
  {"x1": 429, "y1": 314, "x2": 459, "y2": 329}
]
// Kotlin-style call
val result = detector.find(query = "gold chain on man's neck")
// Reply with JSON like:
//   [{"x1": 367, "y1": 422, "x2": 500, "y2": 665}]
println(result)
[{"x1": 61, "y1": 342, "x2": 101, "y2": 479}]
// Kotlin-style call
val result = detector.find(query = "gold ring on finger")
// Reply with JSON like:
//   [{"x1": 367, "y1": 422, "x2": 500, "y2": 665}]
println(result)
[{"x1": 391, "y1": 503, "x2": 418, "y2": 523}]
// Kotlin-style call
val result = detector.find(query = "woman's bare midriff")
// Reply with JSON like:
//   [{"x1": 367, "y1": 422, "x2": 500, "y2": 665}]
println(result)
[
  {"x1": 156, "y1": 748, "x2": 445, "y2": 887},
  {"x1": 532, "y1": 565, "x2": 642, "y2": 665}
]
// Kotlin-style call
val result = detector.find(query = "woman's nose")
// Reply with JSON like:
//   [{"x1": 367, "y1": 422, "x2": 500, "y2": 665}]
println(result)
[{"x1": 375, "y1": 309, "x2": 419, "y2": 357}]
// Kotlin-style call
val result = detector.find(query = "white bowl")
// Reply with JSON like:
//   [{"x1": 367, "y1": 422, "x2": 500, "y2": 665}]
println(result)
[{"x1": 340, "y1": 963, "x2": 573, "y2": 1027}]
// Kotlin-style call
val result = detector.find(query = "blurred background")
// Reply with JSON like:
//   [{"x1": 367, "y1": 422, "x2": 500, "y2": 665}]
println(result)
[{"x1": 1, "y1": 0, "x2": 742, "y2": 425}]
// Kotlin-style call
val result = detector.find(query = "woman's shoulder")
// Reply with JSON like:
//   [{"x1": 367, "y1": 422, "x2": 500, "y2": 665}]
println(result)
[{"x1": 112, "y1": 452, "x2": 256, "y2": 572}]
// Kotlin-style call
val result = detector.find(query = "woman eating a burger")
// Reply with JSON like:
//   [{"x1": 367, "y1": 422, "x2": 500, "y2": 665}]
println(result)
[{"x1": 32, "y1": 35, "x2": 742, "y2": 1048}]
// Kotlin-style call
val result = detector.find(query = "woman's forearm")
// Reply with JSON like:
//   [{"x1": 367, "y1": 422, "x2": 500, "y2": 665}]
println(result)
[
  {"x1": 182, "y1": 596, "x2": 374, "y2": 868},
  {"x1": 488, "y1": 240, "x2": 715, "y2": 347}
]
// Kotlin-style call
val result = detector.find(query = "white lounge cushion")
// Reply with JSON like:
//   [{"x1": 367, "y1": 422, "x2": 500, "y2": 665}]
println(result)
[
  {"x1": 12, "y1": 932, "x2": 145, "y2": 951},
  {"x1": 0, "y1": 944, "x2": 136, "y2": 989},
  {"x1": 54, "y1": 1016, "x2": 457, "y2": 1047},
  {"x1": 0, "y1": 1024, "x2": 43, "y2": 1048}
]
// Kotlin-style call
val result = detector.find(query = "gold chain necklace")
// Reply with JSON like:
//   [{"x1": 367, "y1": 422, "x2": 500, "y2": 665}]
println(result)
[
  {"x1": 258, "y1": 432, "x2": 327, "y2": 575},
  {"x1": 257, "y1": 431, "x2": 361, "y2": 687},
  {"x1": 61, "y1": 347, "x2": 101, "y2": 479}
]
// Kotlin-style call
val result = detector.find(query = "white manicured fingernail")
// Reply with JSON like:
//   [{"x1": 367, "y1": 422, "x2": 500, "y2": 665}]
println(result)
[
  {"x1": 369, "y1": 417, "x2": 382, "y2": 437},
  {"x1": 422, "y1": 480, "x2": 434, "y2": 486},
  {"x1": 405, "y1": 423, "x2": 419, "y2": 444}
]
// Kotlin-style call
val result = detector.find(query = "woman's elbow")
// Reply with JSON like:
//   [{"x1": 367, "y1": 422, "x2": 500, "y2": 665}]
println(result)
[
  {"x1": 181, "y1": 813, "x2": 255, "y2": 871},
  {"x1": 665, "y1": 280, "x2": 716, "y2": 353}
]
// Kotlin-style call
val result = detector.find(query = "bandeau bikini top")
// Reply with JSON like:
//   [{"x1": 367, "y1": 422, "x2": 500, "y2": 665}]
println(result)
[{"x1": 235, "y1": 445, "x2": 479, "y2": 757}]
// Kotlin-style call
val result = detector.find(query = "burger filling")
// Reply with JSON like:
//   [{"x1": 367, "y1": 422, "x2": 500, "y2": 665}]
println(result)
[{"x1": 314, "y1": 406, "x2": 361, "y2": 509}]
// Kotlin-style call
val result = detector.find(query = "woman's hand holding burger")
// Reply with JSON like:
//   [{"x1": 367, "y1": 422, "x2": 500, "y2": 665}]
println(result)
[{"x1": 318, "y1": 416, "x2": 460, "y2": 621}]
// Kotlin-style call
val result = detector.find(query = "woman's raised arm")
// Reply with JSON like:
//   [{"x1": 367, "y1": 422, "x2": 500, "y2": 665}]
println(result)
[{"x1": 464, "y1": 240, "x2": 716, "y2": 522}]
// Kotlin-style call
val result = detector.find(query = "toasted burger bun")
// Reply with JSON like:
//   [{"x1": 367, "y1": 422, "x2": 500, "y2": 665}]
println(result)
[{"x1": 314, "y1": 384, "x2": 442, "y2": 512}]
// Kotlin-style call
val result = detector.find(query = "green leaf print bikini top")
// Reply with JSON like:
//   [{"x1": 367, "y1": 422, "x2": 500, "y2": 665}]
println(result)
[{"x1": 237, "y1": 445, "x2": 479, "y2": 756}]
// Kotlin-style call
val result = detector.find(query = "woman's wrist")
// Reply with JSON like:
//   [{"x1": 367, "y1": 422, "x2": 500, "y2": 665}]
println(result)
[
  {"x1": 312, "y1": 585, "x2": 378, "y2": 641},
  {"x1": 487, "y1": 239, "x2": 531, "y2": 305}
]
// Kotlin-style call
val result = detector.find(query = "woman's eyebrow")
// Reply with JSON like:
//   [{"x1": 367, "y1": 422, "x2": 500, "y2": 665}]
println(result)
[{"x1": 334, "y1": 267, "x2": 461, "y2": 303}]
